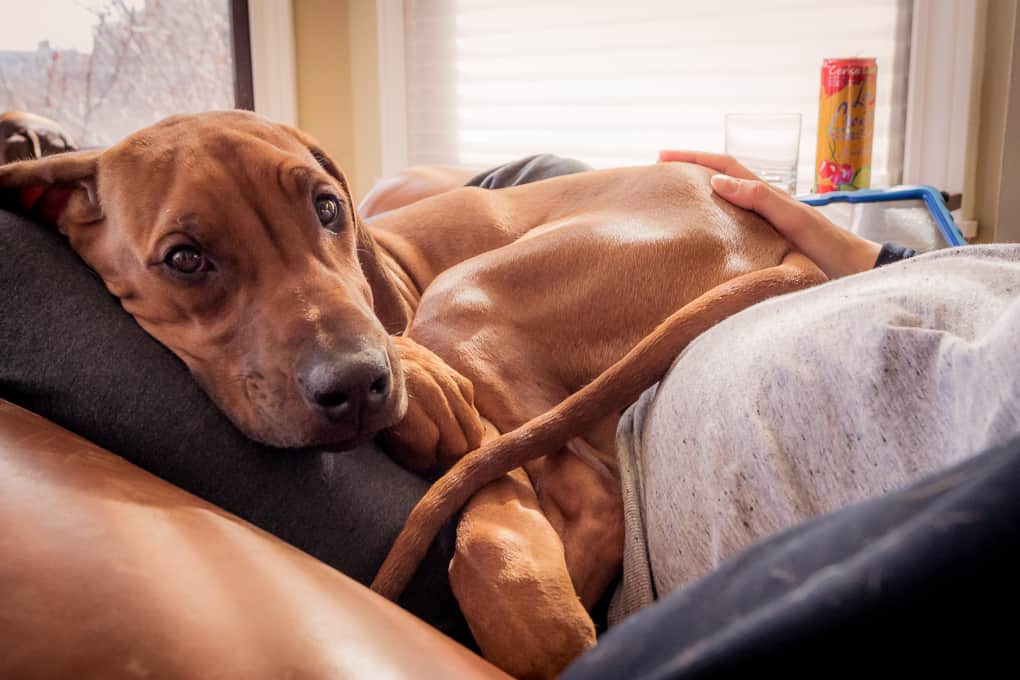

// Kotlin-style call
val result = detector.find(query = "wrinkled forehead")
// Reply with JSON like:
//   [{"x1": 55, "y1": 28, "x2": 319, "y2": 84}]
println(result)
[
  {"x1": 97, "y1": 116, "x2": 334, "y2": 222},
  {"x1": 104, "y1": 116, "x2": 314, "y2": 183}
]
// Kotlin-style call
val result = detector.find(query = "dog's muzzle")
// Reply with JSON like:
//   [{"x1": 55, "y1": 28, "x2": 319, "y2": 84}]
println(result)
[{"x1": 296, "y1": 348, "x2": 392, "y2": 430}]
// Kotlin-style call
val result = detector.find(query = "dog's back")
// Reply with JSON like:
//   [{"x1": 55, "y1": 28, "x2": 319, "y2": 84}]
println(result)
[
  {"x1": 399, "y1": 162, "x2": 793, "y2": 390},
  {"x1": 372, "y1": 162, "x2": 824, "y2": 606}
]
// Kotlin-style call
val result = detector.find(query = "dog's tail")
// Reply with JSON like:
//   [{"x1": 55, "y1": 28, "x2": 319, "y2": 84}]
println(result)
[{"x1": 371, "y1": 251, "x2": 825, "y2": 600}]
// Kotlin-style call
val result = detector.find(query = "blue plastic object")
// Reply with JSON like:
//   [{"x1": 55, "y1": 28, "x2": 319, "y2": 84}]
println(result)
[{"x1": 798, "y1": 185, "x2": 966, "y2": 247}]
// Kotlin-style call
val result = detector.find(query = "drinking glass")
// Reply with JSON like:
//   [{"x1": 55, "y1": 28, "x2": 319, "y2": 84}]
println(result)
[{"x1": 724, "y1": 113, "x2": 802, "y2": 194}]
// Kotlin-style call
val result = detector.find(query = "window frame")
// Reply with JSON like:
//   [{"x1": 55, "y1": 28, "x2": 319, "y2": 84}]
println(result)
[
  {"x1": 377, "y1": 0, "x2": 981, "y2": 235},
  {"x1": 246, "y1": 0, "x2": 298, "y2": 125},
  {"x1": 231, "y1": 0, "x2": 255, "y2": 111},
  {"x1": 902, "y1": 0, "x2": 983, "y2": 238}
]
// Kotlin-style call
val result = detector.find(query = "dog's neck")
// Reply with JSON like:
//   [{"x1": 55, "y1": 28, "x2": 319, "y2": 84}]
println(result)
[
  {"x1": 367, "y1": 220, "x2": 506, "y2": 330},
  {"x1": 362, "y1": 187, "x2": 532, "y2": 305},
  {"x1": 360, "y1": 184, "x2": 553, "y2": 332}
]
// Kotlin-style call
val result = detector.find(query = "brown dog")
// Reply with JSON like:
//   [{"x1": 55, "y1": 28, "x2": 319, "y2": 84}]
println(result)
[{"x1": 0, "y1": 111, "x2": 824, "y2": 678}]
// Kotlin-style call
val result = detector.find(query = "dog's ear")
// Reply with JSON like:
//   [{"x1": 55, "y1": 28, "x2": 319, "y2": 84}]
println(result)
[
  {"x1": 0, "y1": 149, "x2": 103, "y2": 232},
  {"x1": 285, "y1": 128, "x2": 411, "y2": 334},
  {"x1": 337, "y1": 160, "x2": 413, "y2": 334}
]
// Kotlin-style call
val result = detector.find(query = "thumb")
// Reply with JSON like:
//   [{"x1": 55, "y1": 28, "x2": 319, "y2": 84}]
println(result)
[
  {"x1": 710, "y1": 174, "x2": 803, "y2": 230},
  {"x1": 709, "y1": 174, "x2": 769, "y2": 207}
]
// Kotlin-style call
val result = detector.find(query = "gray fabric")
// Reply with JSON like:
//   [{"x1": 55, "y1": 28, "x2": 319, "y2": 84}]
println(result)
[
  {"x1": 608, "y1": 385, "x2": 658, "y2": 624},
  {"x1": 612, "y1": 244, "x2": 1020, "y2": 623},
  {"x1": 466, "y1": 154, "x2": 592, "y2": 188}
]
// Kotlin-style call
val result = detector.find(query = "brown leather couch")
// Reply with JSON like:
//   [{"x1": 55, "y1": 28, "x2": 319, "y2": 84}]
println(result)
[{"x1": 0, "y1": 399, "x2": 506, "y2": 679}]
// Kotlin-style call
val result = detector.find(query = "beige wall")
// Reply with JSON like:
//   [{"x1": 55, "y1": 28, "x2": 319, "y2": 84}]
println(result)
[
  {"x1": 347, "y1": 0, "x2": 384, "y2": 202},
  {"x1": 1003, "y1": 9, "x2": 1020, "y2": 242},
  {"x1": 292, "y1": 0, "x2": 382, "y2": 203},
  {"x1": 973, "y1": 0, "x2": 1020, "y2": 242}
]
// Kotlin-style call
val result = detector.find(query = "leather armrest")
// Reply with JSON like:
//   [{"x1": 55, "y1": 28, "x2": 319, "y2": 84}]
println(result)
[{"x1": 0, "y1": 400, "x2": 505, "y2": 679}]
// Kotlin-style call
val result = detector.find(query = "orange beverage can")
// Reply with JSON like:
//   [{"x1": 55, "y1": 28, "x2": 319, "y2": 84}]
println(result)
[{"x1": 814, "y1": 57, "x2": 877, "y2": 193}]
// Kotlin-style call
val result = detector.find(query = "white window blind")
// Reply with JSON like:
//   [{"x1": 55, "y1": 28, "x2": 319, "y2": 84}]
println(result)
[{"x1": 403, "y1": 0, "x2": 912, "y2": 193}]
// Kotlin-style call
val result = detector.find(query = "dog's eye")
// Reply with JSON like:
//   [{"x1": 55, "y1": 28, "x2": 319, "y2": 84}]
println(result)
[
  {"x1": 164, "y1": 245, "x2": 206, "y2": 274},
  {"x1": 315, "y1": 194, "x2": 342, "y2": 229}
]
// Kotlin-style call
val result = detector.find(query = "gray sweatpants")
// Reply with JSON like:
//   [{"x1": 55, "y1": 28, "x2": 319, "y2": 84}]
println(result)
[{"x1": 612, "y1": 244, "x2": 1020, "y2": 622}]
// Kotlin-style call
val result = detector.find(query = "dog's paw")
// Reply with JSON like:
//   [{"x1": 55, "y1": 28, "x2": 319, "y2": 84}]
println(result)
[
  {"x1": 381, "y1": 336, "x2": 484, "y2": 475},
  {"x1": 1, "y1": 111, "x2": 78, "y2": 164}
]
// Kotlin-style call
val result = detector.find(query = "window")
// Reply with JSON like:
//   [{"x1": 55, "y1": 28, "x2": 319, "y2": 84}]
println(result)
[
  {"x1": 0, "y1": 0, "x2": 251, "y2": 148},
  {"x1": 401, "y1": 0, "x2": 913, "y2": 194}
]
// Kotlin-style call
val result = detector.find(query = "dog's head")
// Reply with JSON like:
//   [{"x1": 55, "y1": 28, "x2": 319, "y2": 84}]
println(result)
[{"x1": 0, "y1": 110, "x2": 411, "y2": 449}]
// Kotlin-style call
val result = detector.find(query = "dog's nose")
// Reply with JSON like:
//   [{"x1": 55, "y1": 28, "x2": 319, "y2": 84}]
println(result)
[{"x1": 297, "y1": 350, "x2": 391, "y2": 423}]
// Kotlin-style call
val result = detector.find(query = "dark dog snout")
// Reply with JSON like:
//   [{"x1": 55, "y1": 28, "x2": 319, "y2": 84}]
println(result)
[{"x1": 297, "y1": 349, "x2": 392, "y2": 424}]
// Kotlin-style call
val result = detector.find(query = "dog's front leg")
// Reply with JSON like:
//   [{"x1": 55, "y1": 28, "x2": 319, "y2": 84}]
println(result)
[
  {"x1": 381, "y1": 335, "x2": 485, "y2": 475},
  {"x1": 450, "y1": 467, "x2": 596, "y2": 680}
]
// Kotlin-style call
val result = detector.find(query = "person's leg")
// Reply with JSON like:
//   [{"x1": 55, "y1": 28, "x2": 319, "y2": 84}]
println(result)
[
  {"x1": 0, "y1": 208, "x2": 470, "y2": 641},
  {"x1": 359, "y1": 166, "x2": 479, "y2": 219},
  {"x1": 564, "y1": 434, "x2": 1020, "y2": 678},
  {"x1": 359, "y1": 154, "x2": 594, "y2": 219}
]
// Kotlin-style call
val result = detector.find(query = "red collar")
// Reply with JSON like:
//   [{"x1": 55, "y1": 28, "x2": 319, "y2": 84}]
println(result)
[{"x1": 14, "y1": 184, "x2": 73, "y2": 225}]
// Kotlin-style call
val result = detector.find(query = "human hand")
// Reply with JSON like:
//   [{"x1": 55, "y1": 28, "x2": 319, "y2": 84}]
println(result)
[{"x1": 658, "y1": 150, "x2": 882, "y2": 279}]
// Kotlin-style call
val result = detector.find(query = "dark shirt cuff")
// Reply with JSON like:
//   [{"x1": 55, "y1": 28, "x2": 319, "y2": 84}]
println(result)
[{"x1": 874, "y1": 242, "x2": 916, "y2": 268}]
